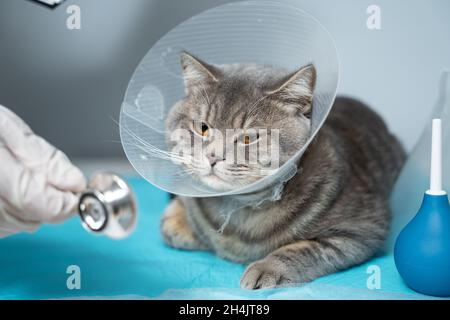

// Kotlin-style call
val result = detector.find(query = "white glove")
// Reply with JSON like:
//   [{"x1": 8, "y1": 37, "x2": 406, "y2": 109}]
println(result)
[{"x1": 0, "y1": 105, "x2": 87, "y2": 238}]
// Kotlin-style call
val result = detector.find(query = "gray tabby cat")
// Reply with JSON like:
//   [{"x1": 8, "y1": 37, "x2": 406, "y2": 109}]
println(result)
[{"x1": 161, "y1": 52, "x2": 406, "y2": 289}]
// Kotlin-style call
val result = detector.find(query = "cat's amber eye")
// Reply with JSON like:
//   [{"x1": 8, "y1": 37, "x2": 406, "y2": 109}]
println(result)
[
  {"x1": 201, "y1": 123, "x2": 209, "y2": 136},
  {"x1": 240, "y1": 132, "x2": 259, "y2": 145},
  {"x1": 193, "y1": 121, "x2": 210, "y2": 138}
]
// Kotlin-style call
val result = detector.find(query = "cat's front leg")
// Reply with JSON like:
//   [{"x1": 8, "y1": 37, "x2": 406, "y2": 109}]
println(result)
[
  {"x1": 240, "y1": 237, "x2": 377, "y2": 290},
  {"x1": 161, "y1": 197, "x2": 208, "y2": 251}
]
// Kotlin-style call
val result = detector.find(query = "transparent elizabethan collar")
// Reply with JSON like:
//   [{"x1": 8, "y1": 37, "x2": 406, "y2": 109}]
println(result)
[
  {"x1": 120, "y1": 1, "x2": 339, "y2": 198},
  {"x1": 387, "y1": 70, "x2": 450, "y2": 251}
]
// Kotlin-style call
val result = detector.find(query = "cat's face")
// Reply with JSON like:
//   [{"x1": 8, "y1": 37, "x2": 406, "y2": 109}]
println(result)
[{"x1": 165, "y1": 52, "x2": 316, "y2": 191}]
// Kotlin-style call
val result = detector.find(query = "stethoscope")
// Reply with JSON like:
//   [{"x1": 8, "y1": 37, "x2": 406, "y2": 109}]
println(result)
[{"x1": 78, "y1": 172, "x2": 137, "y2": 239}]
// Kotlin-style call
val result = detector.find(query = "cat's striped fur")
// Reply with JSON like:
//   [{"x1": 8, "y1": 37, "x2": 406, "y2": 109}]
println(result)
[{"x1": 161, "y1": 53, "x2": 406, "y2": 289}]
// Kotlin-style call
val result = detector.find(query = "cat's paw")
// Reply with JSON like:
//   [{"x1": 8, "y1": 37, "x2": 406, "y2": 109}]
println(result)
[
  {"x1": 161, "y1": 198, "x2": 207, "y2": 251},
  {"x1": 240, "y1": 257, "x2": 295, "y2": 290}
]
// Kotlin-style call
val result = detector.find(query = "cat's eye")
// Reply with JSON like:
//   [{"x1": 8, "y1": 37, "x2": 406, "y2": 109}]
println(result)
[
  {"x1": 239, "y1": 131, "x2": 260, "y2": 145},
  {"x1": 193, "y1": 121, "x2": 210, "y2": 138}
]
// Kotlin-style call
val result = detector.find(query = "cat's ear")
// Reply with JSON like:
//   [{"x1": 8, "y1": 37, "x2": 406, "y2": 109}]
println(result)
[
  {"x1": 180, "y1": 52, "x2": 219, "y2": 93},
  {"x1": 267, "y1": 64, "x2": 316, "y2": 115}
]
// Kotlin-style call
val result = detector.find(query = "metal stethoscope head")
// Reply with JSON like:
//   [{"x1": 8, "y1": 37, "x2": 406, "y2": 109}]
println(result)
[{"x1": 78, "y1": 172, "x2": 137, "y2": 239}]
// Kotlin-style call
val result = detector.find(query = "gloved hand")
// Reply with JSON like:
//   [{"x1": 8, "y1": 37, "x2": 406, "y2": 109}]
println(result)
[{"x1": 0, "y1": 105, "x2": 86, "y2": 238}]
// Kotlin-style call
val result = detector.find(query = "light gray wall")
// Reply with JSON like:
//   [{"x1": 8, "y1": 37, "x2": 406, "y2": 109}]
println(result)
[{"x1": 0, "y1": 0, "x2": 449, "y2": 160}]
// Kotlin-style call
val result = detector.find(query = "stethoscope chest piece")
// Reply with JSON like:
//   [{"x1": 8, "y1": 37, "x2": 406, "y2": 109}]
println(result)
[{"x1": 78, "y1": 172, "x2": 137, "y2": 239}]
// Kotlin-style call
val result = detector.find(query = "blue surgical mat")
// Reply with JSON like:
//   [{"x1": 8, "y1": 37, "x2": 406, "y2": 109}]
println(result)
[{"x1": 0, "y1": 177, "x2": 445, "y2": 300}]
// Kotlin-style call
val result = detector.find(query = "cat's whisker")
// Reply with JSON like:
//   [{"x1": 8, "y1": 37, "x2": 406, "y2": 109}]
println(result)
[
  {"x1": 121, "y1": 126, "x2": 194, "y2": 164},
  {"x1": 123, "y1": 139, "x2": 189, "y2": 161},
  {"x1": 197, "y1": 85, "x2": 212, "y2": 109},
  {"x1": 245, "y1": 95, "x2": 269, "y2": 122}
]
